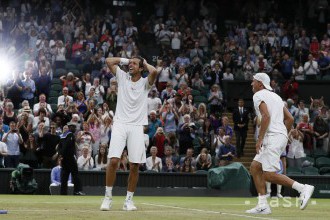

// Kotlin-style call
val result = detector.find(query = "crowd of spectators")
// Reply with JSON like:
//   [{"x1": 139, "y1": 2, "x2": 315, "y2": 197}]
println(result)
[{"x1": 0, "y1": 0, "x2": 329, "y2": 174}]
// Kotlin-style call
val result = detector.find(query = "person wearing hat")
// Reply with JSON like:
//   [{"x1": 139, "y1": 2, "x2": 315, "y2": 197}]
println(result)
[
  {"x1": 246, "y1": 73, "x2": 314, "y2": 214},
  {"x1": 57, "y1": 121, "x2": 84, "y2": 195}
]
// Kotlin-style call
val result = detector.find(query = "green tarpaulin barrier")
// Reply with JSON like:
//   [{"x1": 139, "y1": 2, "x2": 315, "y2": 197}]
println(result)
[{"x1": 207, "y1": 162, "x2": 251, "y2": 190}]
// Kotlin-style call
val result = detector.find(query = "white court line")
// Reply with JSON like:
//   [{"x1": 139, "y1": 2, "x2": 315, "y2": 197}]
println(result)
[
  {"x1": 8, "y1": 209, "x2": 180, "y2": 213},
  {"x1": 142, "y1": 203, "x2": 278, "y2": 220}
]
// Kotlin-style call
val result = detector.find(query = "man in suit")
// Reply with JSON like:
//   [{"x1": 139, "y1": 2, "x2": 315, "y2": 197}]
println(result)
[
  {"x1": 58, "y1": 122, "x2": 84, "y2": 195},
  {"x1": 233, "y1": 99, "x2": 249, "y2": 157}
]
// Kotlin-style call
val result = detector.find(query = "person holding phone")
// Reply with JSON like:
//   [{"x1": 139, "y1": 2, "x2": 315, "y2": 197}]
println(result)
[{"x1": 2, "y1": 121, "x2": 23, "y2": 168}]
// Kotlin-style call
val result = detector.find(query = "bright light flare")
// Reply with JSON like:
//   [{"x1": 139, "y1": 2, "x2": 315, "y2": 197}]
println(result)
[{"x1": 0, "y1": 55, "x2": 13, "y2": 83}]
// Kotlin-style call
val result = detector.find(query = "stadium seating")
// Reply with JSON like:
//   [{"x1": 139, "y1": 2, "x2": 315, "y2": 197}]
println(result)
[
  {"x1": 49, "y1": 90, "x2": 59, "y2": 98},
  {"x1": 312, "y1": 148, "x2": 328, "y2": 159},
  {"x1": 315, "y1": 157, "x2": 330, "y2": 169},
  {"x1": 51, "y1": 84, "x2": 63, "y2": 92},
  {"x1": 286, "y1": 167, "x2": 302, "y2": 175},
  {"x1": 302, "y1": 166, "x2": 319, "y2": 175},
  {"x1": 319, "y1": 167, "x2": 330, "y2": 175},
  {"x1": 191, "y1": 89, "x2": 201, "y2": 96}
]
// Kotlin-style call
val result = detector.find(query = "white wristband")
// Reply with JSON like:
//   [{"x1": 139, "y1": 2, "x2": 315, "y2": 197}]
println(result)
[{"x1": 120, "y1": 58, "x2": 129, "y2": 65}]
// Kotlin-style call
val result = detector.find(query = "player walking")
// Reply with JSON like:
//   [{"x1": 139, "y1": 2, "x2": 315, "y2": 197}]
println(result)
[{"x1": 246, "y1": 73, "x2": 314, "y2": 214}]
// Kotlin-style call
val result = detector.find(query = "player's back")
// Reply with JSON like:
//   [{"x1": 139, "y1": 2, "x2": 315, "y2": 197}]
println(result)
[{"x1": 253, "y1": 89, "x2": 287, "y2": 137}]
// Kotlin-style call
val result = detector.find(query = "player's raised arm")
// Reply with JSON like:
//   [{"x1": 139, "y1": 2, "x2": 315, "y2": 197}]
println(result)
[
  {"x1": 144, "y1": 59, "x2": 158, "y2": 86},
  {"x1": 106, "y1": 57, "x2": 130, "y2": 76}
]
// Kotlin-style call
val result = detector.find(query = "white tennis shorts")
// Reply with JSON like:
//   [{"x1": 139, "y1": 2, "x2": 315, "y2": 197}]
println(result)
[
  {"x1": 108, "y1": 121, "x2": 146, "y2": 163},
  {"x1": 253, "y1": 133, "x2": 288, "y2": 172}
]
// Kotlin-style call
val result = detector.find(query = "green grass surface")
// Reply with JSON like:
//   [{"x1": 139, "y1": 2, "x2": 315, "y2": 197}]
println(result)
[{"x1": 0, "y1": 195, "x2": 329, "y2": 220}]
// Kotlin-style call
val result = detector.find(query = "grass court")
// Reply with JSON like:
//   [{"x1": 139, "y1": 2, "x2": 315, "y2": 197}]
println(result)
[{"x1": 0, "y1": 195, "x2": 329, "y2": 220}]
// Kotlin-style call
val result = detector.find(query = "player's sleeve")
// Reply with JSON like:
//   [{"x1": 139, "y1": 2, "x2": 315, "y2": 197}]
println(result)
[
  {"x1": 115, "y1": 66, "x2": 126, "y2": 85},
  {"x1": 253, "y1": 93, "x2": 264, "y2": 110}
]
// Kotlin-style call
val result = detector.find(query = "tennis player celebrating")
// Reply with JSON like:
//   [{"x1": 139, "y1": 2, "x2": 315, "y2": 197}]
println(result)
[
  {"x1": 247, "y1": 73, "x2": 314, "y2": 214},
  {"x1": 100, "y1": 56, "x2": 157, "y2": 211}
]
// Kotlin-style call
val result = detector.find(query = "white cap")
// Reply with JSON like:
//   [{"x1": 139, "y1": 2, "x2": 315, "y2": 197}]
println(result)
[
  {"x1": 49, "y1": 40, "x2": 56, "y2": 47},
  {"x1": 253, "y1": 73, "x2": 272, "y2": 90}
]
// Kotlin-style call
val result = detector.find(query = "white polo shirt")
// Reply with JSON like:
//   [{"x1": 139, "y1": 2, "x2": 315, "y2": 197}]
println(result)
[
  {"x1": 114, "y1": 66, "x2": 151, "y2": 125},
  {"x1": 253, "y1": 89, "x2": 287, "y2": 137}
]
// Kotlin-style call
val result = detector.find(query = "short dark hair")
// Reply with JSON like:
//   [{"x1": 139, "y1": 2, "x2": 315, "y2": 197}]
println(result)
[{"x1": 132, "y1": 56, "x2": 144, "y2": 68}]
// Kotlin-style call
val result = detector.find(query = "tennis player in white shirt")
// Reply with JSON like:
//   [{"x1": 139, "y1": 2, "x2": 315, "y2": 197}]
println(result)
[
  {"x1": 100, "y1": 56, "x2": 157, "y2": 211},
  {"x1": 246, "y1": 73, "x2": 314, "y2": 215}
]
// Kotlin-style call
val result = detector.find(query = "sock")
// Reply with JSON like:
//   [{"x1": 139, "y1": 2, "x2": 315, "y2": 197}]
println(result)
[
  {"x1": 292, "y1": 181, "x2": 304, "y2": 193},
  {"x1": 258, "y1": 194, "x2": 268, "y2": 205},
  {"x1": 277, "y1": 184, "x2": 282, "y2": 195},
  {"x1": 266, "y1": 182, "x2": 271, "y2": 194},
  {"x1": 105, "y1": 186, "x2": 113, "y2": 198},
  {"x1": 126, "y1": 191, "x2": 134, "y2": 201}
]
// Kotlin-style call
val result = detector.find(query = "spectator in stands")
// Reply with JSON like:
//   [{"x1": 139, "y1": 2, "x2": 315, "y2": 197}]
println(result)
[
  {"x1": 243, "y1": 55, "x2": 255, "y2": 80},
  {"x1": 74, "y1": 91, "x2": 88, "y2": 115},
  {"x1": 222, "y1": 67, "x2": 234, "y2": 80},
  {"x1": 156, "y1": 59, "x2": 172, "y2": 92},
  {"x1": 318, "y1": 52, "x2": 330, "y2": 78},
  {"x1": 297, "y1": 113, "x2": 314, "y2": 150},
  {"x1": 147, "y1": 110, "x2": 162, "y2": 142},
  {"x1": 175, "y1": 50, "x2": 190, "y2": 67},
  {"x1": 76, "y1": 122, "x2": 94, "y2": 157},
  {"x1": 294, "y1": 100, "x2": 310, "y2": 125},
  {"x1": 0, "y1": 115, "x2": 9, "y2": 141},
  {"x1": 146, "y1": 146, "x2": 162, "y2": 172},
  {"x1": 77, "y1": 145, "x2": 94, "y2": 171},
  {"x1": 3, "y1": 102, "x2": 17, "y2": 125},
  {"x1": 195, "y1": 148, "x2": 212, "y2": 171},
  {"x1": 87, "y1": 113, "x2": 101, "y2": 157},
  {"x1": 161, "y1": 83, "x2": 176, "y2": 101},
  {"x1": 2, "y1": 121, "x2": 23, "y2": 168},
  {"x1": 58, "y1": 87, "x2": 73, "y2": 106},
  {"x1": 148, "y1": 88, "x2": 162, "y2": 114},
  {"x1": 60, "y1": 72, "x2": 79, "y2": 97},
  {"x1": 281, "y1": 54, "x2": 294, "y2": 79},
  {"x1": 21, "y1": 133, "x2": 39, "y2": 168},
  {"x1": 212, "y1": 127, "x2": 226, "y2": 157},
  {"x1": 309, "y1": 36, "x2": 320, "y2": 59},
  {"x1": 178, "y1": 114, "x2": 195, "y2": 155},
  {"x1": 94, "y1": 143, "x2": 109, "y2": 171},
  {"x1": 310, "y1": 96, "x2": 324, "y2": 122},
  {"x1": 190, "y1": 41, "x2": 204, "y2": 61},
  {"x1": 33, "y1": 108, "x2": 50, "y2": 132},
  {"x1": 50, "y1": 157, "x2": 73, "y2": 193},
  {"x1": 6, "y1": 71, "x2": 23, "y2": 109},
  {"x1": 180, "y1": 156, "x2": 195, "y2": 173},
  {"x1": 287, "y1": 128, "x2": 305, "y2": 168},
  {"x1": 303, "y1": 54, "x2": 319, "y2": 80},
  {"x1": 282, "y1": 77, "x2": 299, "y2": 101},
  {"x1": 80, "y1": 73, "x2": 92, "y2": 98},
  {"x1": 174, "y1": 65, "x2": 189, "y2": 89},
  {"x1": 313, "y1": 115, "x2": 329, "y2": 150},
  {"x1": 92, "y1": 77, "x2": 105, "y2": 106},
  {"x1": 55, "y1": 40, "x2": 66, "y2": 69},
  {"x1": 221, "y1": 116, "x2": 233, "y2": 138},
  {"x1": 100, "y1": 115, "x2": 112, "y2": 145},
  {"x1": 293, "y1": 60, "x2": 305, "y2": 80},
  {"x1": 0, "y1": 141, "x2": 8, "y2": 168},
  {"x1": 162, "y1": 145, "x2": 179, "y2": 171},
  {"x1": 21, "y1": 69, "x2": 36, "y2": 107},
  {"x1": 161, "y1": 101, "x2": 179, "y2": 134},
  {"x1": 105, "y1": 85, "x2": 118, "y2": 113},
  {"x1": 37, "y1": 122, "x2": 60, "y2": 168},
  {"x1": 35, "y1": 66, "x2": 51, "y2": 98},
  {"x1": 218, "y1": 135, "x2": 236, "y2": 166},
  {"x1": 208, "y1": 84, "x2": 223, "y2": 115},
  {"x1": 118, "y1": 149, "x2": 129, "y2": 171},
  {"x1": 191, "y1": 71, "x2": 204, "y2": 90},
  {"x1": 152, "y1": 127, "x2": 167, "y2": 158},
  {"x1": 33, "y1": 94, "x2": 53, "y2": 117}
]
